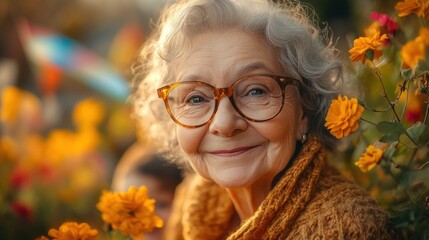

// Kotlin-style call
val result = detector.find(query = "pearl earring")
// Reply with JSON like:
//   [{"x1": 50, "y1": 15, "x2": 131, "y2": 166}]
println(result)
[{"x1": 301, "y1": 133, "x2": 308, "y2": 144}]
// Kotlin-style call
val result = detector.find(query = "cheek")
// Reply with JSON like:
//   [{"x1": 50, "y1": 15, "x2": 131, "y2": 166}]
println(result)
[
  {"x1": 176, "y1": 126, "x2": 211, "y2": 179},
  {"x1": 176, "y1": 126, "x2": 207, "y2": 155},
  {"x1": 263, "y1": 102, "x2": 301, "y2": 143},
  {"x1": 261, "y1": 104, "x2": 301, "y2": 170}
]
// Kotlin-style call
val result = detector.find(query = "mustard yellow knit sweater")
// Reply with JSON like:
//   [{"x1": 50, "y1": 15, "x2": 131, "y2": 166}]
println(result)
[{"x1": 165, "y1": 136, "x2": 401, "y2": 239}]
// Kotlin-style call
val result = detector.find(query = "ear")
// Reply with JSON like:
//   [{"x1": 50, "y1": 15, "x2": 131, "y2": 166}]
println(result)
[{"x1": 295, "y1": 113, "x2": 309, "y2": 141}]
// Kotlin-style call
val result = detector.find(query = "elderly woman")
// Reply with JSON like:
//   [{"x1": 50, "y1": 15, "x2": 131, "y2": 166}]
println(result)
[{"x1": 130, "y1": 0, "x2": 399, "y2": 239}]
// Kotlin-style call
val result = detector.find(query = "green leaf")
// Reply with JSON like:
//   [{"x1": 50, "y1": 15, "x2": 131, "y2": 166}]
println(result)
[
  {"x1": 406, "y1": 122, "x2": 426, "y2": 140},
  {"x1": 383, "y1": 141, "x2": 398, "y2": 160},
  {"x1": 379, "y1": 134, "x2": 399, "y2": 143},
  {"x1": 376, "y1": 121, "x2": 406, "y2": 136},
  {"x1": 365, "y1": 49, "x2": 374, "y2": 61}
]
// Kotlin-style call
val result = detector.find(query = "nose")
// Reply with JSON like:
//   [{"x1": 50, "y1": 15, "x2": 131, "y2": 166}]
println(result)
[{"x1": 209, "y1": 96, "x2": 247, "y2": 137}]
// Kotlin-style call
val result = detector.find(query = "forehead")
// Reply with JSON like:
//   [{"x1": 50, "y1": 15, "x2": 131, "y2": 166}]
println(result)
[{"x1": 172, "y1": 29, "x2": 282, "y2": 83}]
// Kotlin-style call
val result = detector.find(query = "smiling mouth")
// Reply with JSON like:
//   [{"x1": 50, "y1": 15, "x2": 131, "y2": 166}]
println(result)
[{"x1": 209, "y1": 145, "x2": 258, "y2": 157}]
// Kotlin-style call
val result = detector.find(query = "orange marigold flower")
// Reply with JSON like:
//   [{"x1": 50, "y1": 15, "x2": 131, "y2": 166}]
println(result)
[
  {"x1": 363, "y1": 21, "x2": 391, "y2": 46},
  {"x1": 0, "y1": 86, "x2": 41, "y2": 127},
  {"x1": 0, "y1": 86, "x2": 22, "y2": 125},
  {"x1": 73, "y1": 127, "x2": 101, "y2": 155},
  {"x1": 0, "y1": 136, "x2": 18, "y2": 162},
  {"x1": 395, "y1": 0, "x2": 429, "y2": 19},
  {"x1": 354, "y1": 144, "x2": 385, "y2": 172},
  {"x1": 349, "y1": 30, "x2": 389, "y2": 63},
  {"x1": 72, "y1": 98, "x2": 105, "y2": 128},
  {"x1": 44, "y1": 129, "x2": 76, "y2": 165},
  {"x1": 418, "y1": 27, "x2": 429, "y2": 46},
  {"x1": 324, "y1": 95, "x2": 364, "y2": 139},
  {"x1": 364, "y1": 21, "x2": 381, "y2": 38},
  {"x1": 96, "y1": 186, "x2": 163, "y2": 238},
  {"x1": 47, "y1": 222, "x2": 98, "y2": 240},
  {"x1": 401, "y1": 38, "x2": 426, "y2": 69}
]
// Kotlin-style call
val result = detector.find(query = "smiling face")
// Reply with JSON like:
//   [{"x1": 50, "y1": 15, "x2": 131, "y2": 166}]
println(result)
[{"x1": 173, "y1": 29, "x2": 308, "y2": 188}]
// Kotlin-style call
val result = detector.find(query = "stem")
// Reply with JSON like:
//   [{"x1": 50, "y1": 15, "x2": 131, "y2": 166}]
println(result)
[
  {"x1": 360, "y1": 117, "x2": 377, "y2": 126},
  {"x1": 399, "y1": 79, "x2": 410, "y2": 121},
  {"x1": 370, "y1": 60, "x2": 401, "y2": 122},
  {"x1": 424, "y1": 99, "x2": 429, "y2": 125},
  {"x1": 402, "y1": 132, "x2": 419, "y2": 147},
  {"x1": 385, "y1": 156, "x2": 401, "y2": 169},
  {"x1": 381, "y1": 157, "x2": 415, "y2": 212},
  {"x1": 365, "y1": 105, "x2": 393, "y2": 113},
  {"x1": 423, "y1": 76, "x2": 429, "y2": 124},
  {"x1": 417, "y1": 161, "x2": 429, "y2": 170}
]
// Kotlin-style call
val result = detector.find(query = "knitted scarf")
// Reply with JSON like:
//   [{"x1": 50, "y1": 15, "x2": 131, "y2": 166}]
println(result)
[{"x1": 176, "y1": 135, "x2": 326, "y2": 240}]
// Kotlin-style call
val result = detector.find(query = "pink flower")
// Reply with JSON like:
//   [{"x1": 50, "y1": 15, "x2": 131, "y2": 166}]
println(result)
[
  {"x1": 371, "y1": 12, "x2": 398, "y2": 35},
  {"x1": 9, "y1": 168, "x2": 32, "y2": 189},
  {"x1": 406, "y1": 108, "x2": 422, "y2": 123},
  {"x1": 10, "y1": 202, "x2": 33, "y2": 221}
]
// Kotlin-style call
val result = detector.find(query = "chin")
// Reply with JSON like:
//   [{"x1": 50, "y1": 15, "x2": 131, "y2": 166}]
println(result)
[{"x1": 209, "y1": 170, "x2": 257, "y2": 189}]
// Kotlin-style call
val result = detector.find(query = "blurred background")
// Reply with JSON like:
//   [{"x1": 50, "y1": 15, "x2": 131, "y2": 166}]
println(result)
[{"x1": 0, "y1": 0, "x2": 361, "y2": 239}]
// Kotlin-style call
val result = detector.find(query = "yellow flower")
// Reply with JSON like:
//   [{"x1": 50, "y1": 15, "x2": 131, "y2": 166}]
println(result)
[
  {"x1": 73, "y1": 127, "x2": 101, "y2": 155},
  {"x1": 22, "y1": 134, "x2": 45, "y2": 167},
  {"x1": 0, "y1": 136, "x2": 17, "y2": 162},
  {"x1": 324, "y1": 95, "x2": 364, "y2": 139},
  {"x1": 349, "y1": 30, "x2": 389, "y2": 63},
  {"x1": 395, "y1": 0, "x2": 429, "y2": 19},
  {"x1": 47, "y1": 222, "x2": 98, "y2": 240},
  {"x1": 364, "y1": 21, "x2": 381, "y2": 37},
  {"x1": 44, "y1": 130, "x2": 76, "y2": 165},
  {"x1": 44, "y1": 127, "x2": 102, "y2": 166},
  {"x1": 96, "y1": 186, "x2": 163, "y2": 238},
  {"x1": 71, "y1": 166, "x2": 98, "y2": 192},
  {"x1": 0, "y1": 86, "x2": 22, "y2": 125},
  {"x1": 401, "y1": 38, "x2": 426, "y2": 69},
  {"x1": 0, "y1": 86, "x2": 42, "y2": 128},
  {"x1": 418, "y1": 27, "x2": 429, "y2": 46},
  {"x1": 354, "y1": 145, "x2": 385, "y2": 172},
  {"x1": 72, "y1": 98, "x2": 105, "y2": 129}
]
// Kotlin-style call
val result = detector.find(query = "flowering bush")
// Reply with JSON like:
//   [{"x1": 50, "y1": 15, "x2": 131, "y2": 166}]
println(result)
[
  {"x1": 325, "y1": 0, "x2": 429, "y2": 238},
  {"x1": 37, "y1": 186, "x2": 163, "y2": 240},
  {"x1": 0, "y1": 86, "x2": 136, "y2": 239}
]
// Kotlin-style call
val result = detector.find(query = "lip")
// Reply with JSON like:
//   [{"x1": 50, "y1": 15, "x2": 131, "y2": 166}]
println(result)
[{"x1": 208, "y1": 145, "x2": 258, "y2": 157}]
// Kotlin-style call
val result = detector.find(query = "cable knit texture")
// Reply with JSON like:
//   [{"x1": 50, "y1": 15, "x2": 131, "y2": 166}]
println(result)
[{"x1": 165, "y1": 136, "x2": 400, "y2": 239}]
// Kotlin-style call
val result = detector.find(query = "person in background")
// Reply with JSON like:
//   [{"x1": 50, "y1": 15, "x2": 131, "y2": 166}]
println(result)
[
  {"x1": 129, "y1": 0, "x2": 400, "y2": 239},
  {"x1": 111, "y1": 142, "x2": 183, "y2": 240}
]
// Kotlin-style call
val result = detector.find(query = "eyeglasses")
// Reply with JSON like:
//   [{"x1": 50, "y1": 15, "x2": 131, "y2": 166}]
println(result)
[{"x1": 157, "y1": 74, "x2": 300, "y2": 128}]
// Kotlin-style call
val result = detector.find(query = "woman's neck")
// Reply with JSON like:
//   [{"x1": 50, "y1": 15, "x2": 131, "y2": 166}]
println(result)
[{"x1": 225, "y1": 175, "x2": 273, "y2": 221}]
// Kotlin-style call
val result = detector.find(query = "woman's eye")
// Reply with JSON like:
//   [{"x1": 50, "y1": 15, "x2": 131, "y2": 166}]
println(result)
[
  {"x1": 186, "y1": 95, "x2": 207, "y2": 104},
  {"x1": 247, "y1": 87, "x2": 266, "y2": 96}
]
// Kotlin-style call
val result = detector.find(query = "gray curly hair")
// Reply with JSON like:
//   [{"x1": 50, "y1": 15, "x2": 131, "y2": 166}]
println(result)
[{"x1": 129, "y1": 0, "x2": 344, "y2": 164}]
